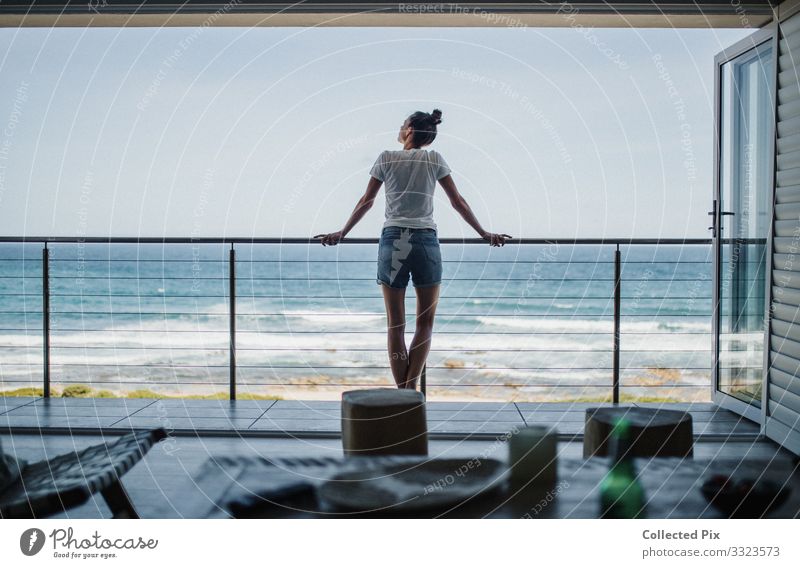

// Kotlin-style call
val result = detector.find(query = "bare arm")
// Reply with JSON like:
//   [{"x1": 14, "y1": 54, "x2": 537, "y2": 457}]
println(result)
[
  {"x1": 438, "y1": 174, "x2": 512, "y2": 246},
  {"x1": 313, "y1": 176, "x2": 382, "y2": 246}
]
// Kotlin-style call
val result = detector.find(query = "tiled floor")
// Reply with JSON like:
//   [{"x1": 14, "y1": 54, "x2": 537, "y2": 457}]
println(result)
[{"x1": 0, "y1": 397, "x2": 762, "y2": 438}]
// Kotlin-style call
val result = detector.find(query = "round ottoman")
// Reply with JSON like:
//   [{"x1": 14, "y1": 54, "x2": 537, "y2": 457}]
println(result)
[
  {"x1": 583, "y1": 406, "x2": 693, "y2": 458},
  {"x1": 341, "y1": 388, "x2": 428, "y2": 456}
]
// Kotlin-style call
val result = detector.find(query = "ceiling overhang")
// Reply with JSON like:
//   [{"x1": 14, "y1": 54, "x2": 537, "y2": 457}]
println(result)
[{"x1": 0, "y1": 1, "x2": 782, "y2": 28}]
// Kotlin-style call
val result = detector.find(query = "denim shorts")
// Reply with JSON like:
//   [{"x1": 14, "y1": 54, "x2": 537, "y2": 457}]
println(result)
[{"x1": 377, "y1": 226, "x2": 442, "y2": 289}]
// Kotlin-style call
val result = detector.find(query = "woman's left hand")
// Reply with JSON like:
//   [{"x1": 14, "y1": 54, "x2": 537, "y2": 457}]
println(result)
[
  {"x1": 481, "y1": 232, "x2": 513, "y2": 247},
  {"x1": 313, "y1": 231, "x2": 344, "y2": 246}
]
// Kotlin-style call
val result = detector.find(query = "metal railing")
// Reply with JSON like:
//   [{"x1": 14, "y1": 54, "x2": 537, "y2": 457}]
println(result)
[{"x1": 0, "y1": 236, "x2": 728, "y2": 402}]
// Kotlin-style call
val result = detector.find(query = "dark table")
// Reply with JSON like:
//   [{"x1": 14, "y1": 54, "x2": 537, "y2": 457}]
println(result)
[{"x1": 187, "y1": 454, "x2": 800, "y2": 519}]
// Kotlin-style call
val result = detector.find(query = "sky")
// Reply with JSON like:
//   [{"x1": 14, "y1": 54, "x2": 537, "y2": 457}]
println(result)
[{"x1": 0, "y1": 25, "x2": 759, "y2": 240}]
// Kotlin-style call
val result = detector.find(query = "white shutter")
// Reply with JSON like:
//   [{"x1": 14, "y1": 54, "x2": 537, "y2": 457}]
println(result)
[{"x1": 766, "y1": 8, "x2": 800, "y2": 455}]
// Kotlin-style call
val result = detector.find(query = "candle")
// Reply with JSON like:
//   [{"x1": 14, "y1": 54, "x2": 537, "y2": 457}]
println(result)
[{"x1": 508, "y1": 425, "x2": 558, "y2": 488}]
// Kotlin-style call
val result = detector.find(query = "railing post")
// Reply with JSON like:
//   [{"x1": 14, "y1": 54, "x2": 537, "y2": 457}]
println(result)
[
  {"x1": 42, "y1": 242, "x2": 50, "y2": 398},
  {"x1": 229, "y1": 244, "x2": 236, "y2": 401},
  {"x1": 613, "y1": 245, "x2": 621, "y2": 404}
]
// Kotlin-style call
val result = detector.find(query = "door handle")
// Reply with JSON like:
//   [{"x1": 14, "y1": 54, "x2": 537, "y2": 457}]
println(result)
[
  {"x1": 708, "y1": 201, "x2": 735, "y2": 237},
  {"x1": 708, "y1": 200, "x2": 717, "y2": 237},
  {"x1": 717, "y1": 211, "x2": 734, "y2": 236}
]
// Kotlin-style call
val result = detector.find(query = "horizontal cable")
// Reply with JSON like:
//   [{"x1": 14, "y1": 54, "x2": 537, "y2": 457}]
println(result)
[
  {"x1": 36, "y1": 328, "x2": 593, "y2": 334},
  {"x1": 0, "y1": 328, "x2": 711, "y2": 335},
  {"x1": 27, "y1": 259, "x2": 725, "y2": 265},
  {"x1": 35, "y1": 329, "x2": 708, "y2": 335},
  {"x1": 0, "y1": 311, "x2": 44, "y2": 315},
  {"x1": 273, "y1": 297, "x2": 716, "y2": 302},
  {"x1": 37, "y1": 259, "x2": 712, "y2": 264},
  {"x1": 42, "y1": 311, "x2": 229, "y2": 316},
  {"x1": 33, "y1": 346, "x2": 711, "y2": 353},
  {"x1": 49, "y1": 294, "x2": 229, "y2": 298},
  {"x1": 26, "y1": 311, "x2": 711, "y2": 317},
  {"x1": 0, "y1": 296, "x2": 714, "y2": 301},
  {"x1": 39, "y1": 380, "x2": 230, "y2": 385},
  {"x1": 0, "y1": 296, "x2": 717, "y2": 301},
  {"x1": 48, "y1": 259, "x2": 226, "y2": 263},
  {"x1": 0, "y1": 237, "x2": 716, "y2": 244},
  {"x1": 168, "y1": 277, "x2": 616, "y2": 281},
  {"x1": 43, "y1": 363, "x2": 712, "y2": 370},
  {"x1": 0, "y1": 307, "x2": 715, "y2": 316},
  {"x1": 0, "y1": 302, "x2": 716, "y2": 306},
  {"x1": 3, "y1": 276, "x2": 718, "y2": 283},
  {"x1": 14, "y1": 260, "x2": 603, "y2": 265},
  {"x1": 46, "y1": 276, "x2": 226, "y2": 280},
  {"x1": 36, "y1": 381, "x2": 711, "y2": 388},
  {"x1": 9, "y1": 272, "x2": 722, "y2": 279},
  {"x1": 599, "y1": 384, "x2": 710, "y2": 388}
]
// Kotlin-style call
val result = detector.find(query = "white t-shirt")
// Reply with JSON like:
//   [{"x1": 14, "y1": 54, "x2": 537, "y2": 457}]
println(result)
[{"x1": 369, "y1": 148, "x2": 452, "y2": 230}]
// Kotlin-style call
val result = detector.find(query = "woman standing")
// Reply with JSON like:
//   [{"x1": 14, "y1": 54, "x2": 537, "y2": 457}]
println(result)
[{"x1": 314, "y1": 109, "x2": 511, "y2": 390}]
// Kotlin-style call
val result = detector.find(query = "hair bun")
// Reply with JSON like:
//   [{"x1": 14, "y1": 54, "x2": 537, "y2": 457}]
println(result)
[{"x1": 430, "y1": 109, "x2": 443, "y2": 125}]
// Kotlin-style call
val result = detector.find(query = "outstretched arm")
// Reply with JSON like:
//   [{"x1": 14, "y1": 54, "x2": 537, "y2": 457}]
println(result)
[
  {"x1": 313, "y1": 176, "x2": 382, "y2": 246},
  {"x1": 438, "y1": 174, "x2": 512, "y2": 246}
]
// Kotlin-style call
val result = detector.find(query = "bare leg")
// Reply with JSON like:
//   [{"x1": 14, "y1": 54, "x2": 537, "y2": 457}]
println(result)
[
  {"x1": 403, "y1": 284, "x2": 440, "y2": 390},
  {"x1": 381, "y1": 283, "x2": 408, "y2": 388}
]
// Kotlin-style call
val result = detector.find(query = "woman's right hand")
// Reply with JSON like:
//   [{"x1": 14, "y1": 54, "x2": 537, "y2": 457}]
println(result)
[
  {"x1": 481, "y1": 231, "x2": 512, "y2": 247},
  {"x1": 313, "y1": 231, "x2": 344, "y2": 246}
]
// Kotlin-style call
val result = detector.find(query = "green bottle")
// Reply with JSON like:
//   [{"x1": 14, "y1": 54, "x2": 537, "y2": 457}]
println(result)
[{"x1": 599, "y1": 417, "x2": 646, "y2": 518}]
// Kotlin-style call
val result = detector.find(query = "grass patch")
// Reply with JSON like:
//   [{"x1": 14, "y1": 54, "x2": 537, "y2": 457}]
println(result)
[
  {"x1": 1, "y1": 385, "x2": 687, "y2": 404},
  {"x1": 0, "y1": 384, "x2": 281, "y2": 400},
  {"x1": 542, "y1": 393, "x2": 683, "y2": 404},
  {"x1": 0, "y1": 387, "x2": 47, "y2": 397},
  {"x1": 61, "y1": 384, "x2": 94, "y2": 397}
]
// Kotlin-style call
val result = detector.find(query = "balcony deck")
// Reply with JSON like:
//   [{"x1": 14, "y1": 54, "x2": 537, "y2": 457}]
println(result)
[
  {"x1": 0, "y1": 397, "x2": 761, "y2": 439},
  {"x1": 3, "y1": 397, "x2": 792, "y2": 519}
]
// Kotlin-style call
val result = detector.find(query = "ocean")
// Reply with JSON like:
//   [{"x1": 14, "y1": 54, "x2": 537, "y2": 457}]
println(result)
[{"x1": 0, "y1": 241, "x2": 723, "y2": 401}]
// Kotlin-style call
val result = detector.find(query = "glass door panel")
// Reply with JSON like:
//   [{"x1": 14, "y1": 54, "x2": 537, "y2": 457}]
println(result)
[{"x1": 716, "y1": 38, "x2": 774, "y2": 408}]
